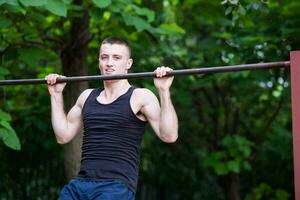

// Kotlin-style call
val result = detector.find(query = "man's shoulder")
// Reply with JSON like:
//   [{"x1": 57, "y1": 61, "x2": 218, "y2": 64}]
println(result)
[
  {"x1": 133, "y1": 87, "x2": 154, "y2": 96},
  {"x1": 80, "y1": 88, "x2": 94, "y2": 97},
  {"x1": 132, "y1": 87, "x2": 157, "y2": 103},
  {"x1": 76, "y1": 88, "x2": 95, "y2": 107}
]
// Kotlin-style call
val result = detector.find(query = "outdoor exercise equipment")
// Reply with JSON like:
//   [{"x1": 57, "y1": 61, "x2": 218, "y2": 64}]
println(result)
[
  {"x1": 0, "y1": 51, "x2": 299, "y2": 200},
  {"x1": 0, "y1": 61, "x2": 290, "y2": 85}
]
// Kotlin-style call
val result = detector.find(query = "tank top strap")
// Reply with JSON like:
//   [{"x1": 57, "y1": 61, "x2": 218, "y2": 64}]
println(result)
[
  {"x1": 87, "y1": 87, "x2": 136, "y2": 103},
  {"x1": 125, "y1": 86, "x2": 136, "y2": 98},
  {"x1": 84, "y1": 88, "x2": 102, "y2": 104}
]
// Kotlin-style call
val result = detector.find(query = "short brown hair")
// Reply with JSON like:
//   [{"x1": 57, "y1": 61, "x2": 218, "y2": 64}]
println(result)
[{"x1": 101, "y1": 37, "x2": 131, "y2": 57}]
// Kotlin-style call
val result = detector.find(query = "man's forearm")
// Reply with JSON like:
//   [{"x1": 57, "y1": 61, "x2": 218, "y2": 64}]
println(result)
[
  {"x1": 158, "y1": 89, "x2": 178, "y2": 142},
  {"x1": 51, "y1": 94, "x2": 68, "y2": 143}
]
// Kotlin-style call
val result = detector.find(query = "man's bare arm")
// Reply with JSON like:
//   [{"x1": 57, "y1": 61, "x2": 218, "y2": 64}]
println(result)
[
  {"x1": 139, "y1": 88, "x2": 178, "y2": 143},
  {"x1": 51, "y1": 94, "x2": 80, "y2": 144},
  {"x1": 46, "y1": 74, "x2": 91, "y2": 144}
]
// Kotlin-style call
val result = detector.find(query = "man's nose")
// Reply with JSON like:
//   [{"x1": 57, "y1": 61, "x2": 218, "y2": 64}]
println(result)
[{"x1": 107, "y1": 57, "x2": 114, "y2": 66}]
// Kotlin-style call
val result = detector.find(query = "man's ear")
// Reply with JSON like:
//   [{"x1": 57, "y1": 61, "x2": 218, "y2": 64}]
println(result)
[{"x1": 126, "y1": 58, "x2": 133, "y2": 70}]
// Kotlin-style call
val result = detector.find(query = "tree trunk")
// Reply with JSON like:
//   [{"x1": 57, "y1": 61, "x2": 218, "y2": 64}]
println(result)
[
  {"x1": 223, "y1": 172, "x2": 241, "y2": 200},
  {"x1": 60, "y1": 2, "x2": 90, "y2": 181}
]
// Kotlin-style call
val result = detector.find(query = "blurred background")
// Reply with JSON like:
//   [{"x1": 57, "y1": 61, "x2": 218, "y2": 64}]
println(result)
[{"x1": 0, "y1": 0, "x2": 299, "y2": 199}]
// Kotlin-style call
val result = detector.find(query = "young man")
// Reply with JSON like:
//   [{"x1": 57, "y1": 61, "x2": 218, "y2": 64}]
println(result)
[{"x1": 45, "y1": 37, "x2": 178, "y2": 199}]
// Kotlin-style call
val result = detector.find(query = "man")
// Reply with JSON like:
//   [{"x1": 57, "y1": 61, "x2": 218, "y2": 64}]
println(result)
[{"x1": 45, "y1": 37, "x2": 178, "y2": 199}]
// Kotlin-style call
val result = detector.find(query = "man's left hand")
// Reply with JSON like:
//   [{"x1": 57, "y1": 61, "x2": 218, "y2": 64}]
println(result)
[{"x1": 154, "y1": 66, "x2": 174, "y2": 91}]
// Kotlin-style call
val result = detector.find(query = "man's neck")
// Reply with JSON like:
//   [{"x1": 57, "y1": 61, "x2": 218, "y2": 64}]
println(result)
[{"x1": 102, "y1": 80, "x2": 131, "y2": 99}]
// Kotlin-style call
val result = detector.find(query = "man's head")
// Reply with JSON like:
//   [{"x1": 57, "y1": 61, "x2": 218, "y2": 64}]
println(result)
[
  {"x1": 99, "y1": 37, "x2": 133, "y2": 75},
  {"x1": 101, "y1": 37, "x2": 131, "y2": 57}
]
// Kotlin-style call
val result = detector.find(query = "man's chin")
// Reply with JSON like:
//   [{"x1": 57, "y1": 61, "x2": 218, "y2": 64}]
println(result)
[
  {"x1": 104, "y1": 72, "x2": 128, "y2": 76},
  {"x1": 103, "y1": 71, "x2": 115, "y2": 75}
]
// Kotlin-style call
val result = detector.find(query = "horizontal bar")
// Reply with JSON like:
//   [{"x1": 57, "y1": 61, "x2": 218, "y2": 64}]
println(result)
[{"x1": 0, "y1": 61, "x2": 290, "y2": 86}]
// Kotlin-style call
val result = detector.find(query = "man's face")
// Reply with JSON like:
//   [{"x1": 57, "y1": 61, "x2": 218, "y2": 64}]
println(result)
[{"x1": 99, "y1": 43, "x2": 133, "y2": 75}]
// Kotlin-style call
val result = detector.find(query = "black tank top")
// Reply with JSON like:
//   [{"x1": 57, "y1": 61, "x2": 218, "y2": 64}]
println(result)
[{"x1": 78, "y1": 87, "x2": 146, "y2": 192}]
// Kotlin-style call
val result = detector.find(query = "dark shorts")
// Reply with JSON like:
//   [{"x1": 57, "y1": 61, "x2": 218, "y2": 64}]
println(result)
[{"x1": 58, "y1": 178, "x2": 135, "y2": 200}]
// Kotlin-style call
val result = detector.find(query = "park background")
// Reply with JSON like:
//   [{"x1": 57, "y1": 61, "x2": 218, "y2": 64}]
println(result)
[{"x1": 0, "y1": 0, "x2": 299, "y2": 199}]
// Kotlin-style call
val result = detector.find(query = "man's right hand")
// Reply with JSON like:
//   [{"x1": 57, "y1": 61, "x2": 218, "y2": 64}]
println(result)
[{"x1": 45, "y1": 74, "x2": 67, "y2": 95}]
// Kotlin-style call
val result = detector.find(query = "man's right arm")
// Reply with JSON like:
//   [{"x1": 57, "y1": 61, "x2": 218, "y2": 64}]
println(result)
[
  {"x1": 46, "y1": 74, "x2": 91, "y2": 144},
  {"x1": 50, "y1": 92, "x2": 83, "y2": 144}
]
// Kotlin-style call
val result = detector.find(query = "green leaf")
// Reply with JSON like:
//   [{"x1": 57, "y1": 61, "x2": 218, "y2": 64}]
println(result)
[
  {"x1": 0, "y1": 3, "x2": 26, "y2": 13},
  {"x1": 0, "y1": 110, "x2": 12, "y2": 121},
  {"x1": 227, "y1": 160, "x2": 240, "y2": 173},
  {"x1": 0, "y1": 0, "x2": 5, "y2": 6},
  {"x1": 275, "y1": 189, "x2": 290, "y2": 200},
  {"x1": 110, "y1": 2, "x2": 122, "y2": 12},
  {"x1": 45, "y1": 0, "x2": 67, "y2": 17},
  {"x1": 272, "y1": 90, "x2": 282, "y2": 98},
  {"x1": 243, "y1": 161, "x2": 252, "y2": 171},
  {"x1": 122, "y1": 15, "x2": 151, "y2": 32},
  {"x1": 5, "y1": 0, "x2": 18, "y2": 6},
  {"x1": 18, "y1": 47, "x2": 46, "y2": 68},
  {"x1": 203, "y1": 151, "x2": 227, "y2": 175},
  {"x1": 0, "y1": 16, "x2": 12, "y2": 28},
  {"x1": 0, "y1": 67, "x2": 9, "y2": 79},
  {"x1": 20, "y1": 0, "x2": 46, "y2": 7},
  {"x1": 103, "y1": 11, "x2": 111, "y2": 20},
  {"x1": 221, "y1": 0, "x2": 228, "y2": 5},
  {"x1": 213, "y1": 32, "x2": 232, "y2": 39},
  {"x1": 131, "y1": 4, "x2": 155, "y2": 22},
  {"x1": 225, "y1": 6, "x2": 233, "y2": 15},
  {"x1": 213, "y1": 162, "x2": 228, "y2": 175},
  {"x1": 0, "y1": 128, "x2": 21, "y2": 150},
  {"x1": 198, "y1": 38, "x2": 215, "y2": 49},
  {"x1": 62, "y1": 0, "x2": 71, "y2": 3},
  {"x1": 238, "y1": 5, "x2": 246, "y2": 16},
  {"x1": 229, "y1": 0, "x2": 238, "y2": 5},
  {"x1": 92, "y1": 0, "x2": 111, "y2": 8},
  {"x1": 211, "y1": 152, "x2": 226, "y2": 160},
  {"x1": 222, "y1": 135, "x2": 233, "y2": 146},
  {"x1": 0, "y1": 120, "x2": 14, "y2": 130},
  {"x1": 159, "y1": 23, "x2": 186, "y2": 34}
]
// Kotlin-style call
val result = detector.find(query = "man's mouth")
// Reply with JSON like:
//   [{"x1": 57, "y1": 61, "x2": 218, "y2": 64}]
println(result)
[{"x1": 105, "y1": 69, "x2": 115, "y2": 73}]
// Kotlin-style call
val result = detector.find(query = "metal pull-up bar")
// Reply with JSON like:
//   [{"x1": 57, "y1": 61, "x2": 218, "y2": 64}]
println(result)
[{"x1": 0, "y1": 61, "x2": 290, "y2": 86}]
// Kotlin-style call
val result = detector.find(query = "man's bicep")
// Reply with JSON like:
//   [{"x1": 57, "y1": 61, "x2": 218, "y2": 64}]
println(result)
[
  {"x1": 141, "y1": 92, "x2": 161, "y2": 135},
  {"x1": 64, "y1": 90, "x2": 90, "y2": 138},
  {"x1": 66, "y1": 104, "x2": 83, "y2": 136},
  {"x1": 66, "y1": 88, "x2": 91, "y2": 130}
]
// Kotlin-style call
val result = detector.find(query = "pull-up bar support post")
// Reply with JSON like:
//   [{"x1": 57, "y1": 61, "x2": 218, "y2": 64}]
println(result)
[{"x1": 290, "y1": 51, "x2": 300, "y2": 200}]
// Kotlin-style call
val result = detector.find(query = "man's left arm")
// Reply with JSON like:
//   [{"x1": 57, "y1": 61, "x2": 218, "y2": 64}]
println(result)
[
  {"x1": 140, "y1": 66, "x2": 178, "y2": 143},
  {"x1": 157, "y1": 87, "x2": 178, "y2": 142}
]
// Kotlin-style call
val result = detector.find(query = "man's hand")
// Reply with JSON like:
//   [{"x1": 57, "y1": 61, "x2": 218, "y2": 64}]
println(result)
[
  {"x1": 45, "y1": 74, "x2": 66, "y2": 95},
  {"x1": 154, "y1": 66, "x2": 174, "y2": 91}
]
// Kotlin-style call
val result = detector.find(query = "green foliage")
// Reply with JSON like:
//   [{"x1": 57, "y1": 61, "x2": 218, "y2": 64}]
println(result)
[
  {"x1": 92, "y1": 0, "x2": 111, "y2": 8},
  {"x1": 0, "y1": 0, "x2": 70, "y2": 16},
  {"x1": 123, "y1": 15, "x2": 152, "y2": 32},
  {"x1": 159, "y1": 23, "x2": 186, "y2": 35},
  {"x1": 0, "y1": 109, "x2": 20, "y2": 150},
  {"x1": 19, "y1": 0, "x2": 47, "y2": 7},
  {"x1": 204, "y1": 135, "x2": 253, "y2": 175},
  {"x1": 245, "y1": 183, "x2": 290, "y2": 200},
  {"x1": 45, "y1": 0, "x2": 68, "y2": 17}
]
